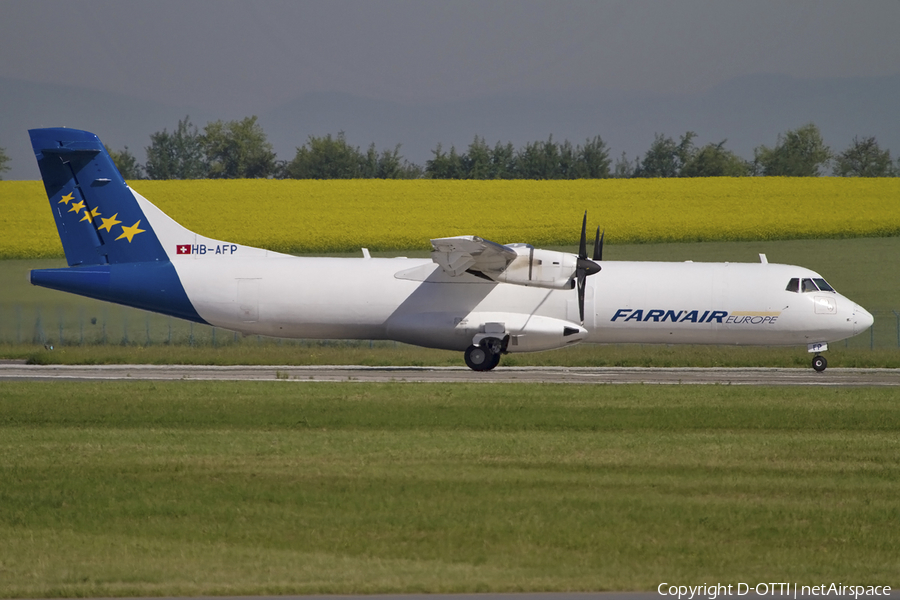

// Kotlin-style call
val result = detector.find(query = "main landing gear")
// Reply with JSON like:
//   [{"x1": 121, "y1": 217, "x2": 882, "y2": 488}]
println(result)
[
  {"x1": 464, "y1": 344, "x2": 500, "y2": 371},
  {"x1": 464, "y1": 335, "x2": 508, "y2": 371}
]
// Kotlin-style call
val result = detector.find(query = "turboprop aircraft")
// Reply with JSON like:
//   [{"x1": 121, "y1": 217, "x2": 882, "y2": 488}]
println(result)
[{"x1": 28, "y1": 128, "x2": 874, "y2": 372}]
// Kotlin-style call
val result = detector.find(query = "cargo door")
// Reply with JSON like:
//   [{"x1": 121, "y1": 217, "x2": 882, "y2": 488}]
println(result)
[{"x1": 236, "y1": 278, "x2": 260, "y2": 322}]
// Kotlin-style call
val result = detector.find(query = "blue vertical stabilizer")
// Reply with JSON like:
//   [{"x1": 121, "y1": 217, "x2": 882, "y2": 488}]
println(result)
[{"x1": 29, "y1": 128, "x2": 169, "y2": 266}]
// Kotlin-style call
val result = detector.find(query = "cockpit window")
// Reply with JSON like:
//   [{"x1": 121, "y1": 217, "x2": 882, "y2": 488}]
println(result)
[
  {"x1": 787, "y1": 277, "x2": 837, "y2": 293},
  {"x1": 813, "y1": 278, "x2": 835, "y2": 292}
]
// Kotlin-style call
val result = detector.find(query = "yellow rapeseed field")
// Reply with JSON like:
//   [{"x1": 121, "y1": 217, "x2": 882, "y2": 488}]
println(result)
[{"x1": 3, "y1": 178, "x2": 898, "y2": 258}]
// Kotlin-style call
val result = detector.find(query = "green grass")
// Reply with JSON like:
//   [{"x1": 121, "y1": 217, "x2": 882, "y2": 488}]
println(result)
[
  {"x1": 1, "y1": 382, "x2": 899, "y2": 596},
  {"x1": 2, "y1": 237, "x2": 900, "y2": 364}
]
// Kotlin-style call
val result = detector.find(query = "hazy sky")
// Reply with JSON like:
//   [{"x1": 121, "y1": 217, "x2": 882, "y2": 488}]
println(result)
[{"x1": 3, "y1": 0, "x2": 899, "y2": 113}]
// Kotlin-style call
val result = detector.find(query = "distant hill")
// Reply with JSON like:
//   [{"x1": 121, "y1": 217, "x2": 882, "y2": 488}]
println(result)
[
  {"x1": 0, "y1": 79, "x2": 215, "y2": 180},
  {"x1": 3, "y1": 73, "x2": 898, "y2": 180}
]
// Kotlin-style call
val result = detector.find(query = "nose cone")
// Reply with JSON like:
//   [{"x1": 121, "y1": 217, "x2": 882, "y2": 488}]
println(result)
[
  {"x1": 854, "y1": 304, "x2": 875, "y2": 335},
  {"x1": 576, "y1": 256, "x2": 601, "y2": 277}
]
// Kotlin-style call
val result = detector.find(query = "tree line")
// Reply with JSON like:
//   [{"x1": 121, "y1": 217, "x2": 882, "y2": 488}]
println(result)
[{"x1": 1, "y1": 117, "x2": 897, "y2": 180}]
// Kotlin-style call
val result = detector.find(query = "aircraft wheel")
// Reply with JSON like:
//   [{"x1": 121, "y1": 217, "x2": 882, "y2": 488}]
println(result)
[
  {"x1": 464, "y1": 344, "x2": 500, "y2": 371},
  {"x1": 812, "y1": 355, "x2": 827, "y2": 372}
]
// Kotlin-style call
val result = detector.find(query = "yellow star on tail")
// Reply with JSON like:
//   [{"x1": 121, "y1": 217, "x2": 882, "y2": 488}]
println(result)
[
  {"x1": 98, "y1": 213, "x2": 121, "y2": 233},
  {"x1": 116, "y1": 220, "x2": 145, "y2": 243},
  {"x1": 58, "y1": 192, "x2": 75, "y2": 205},
  {"x1": 79, "y1": 207, "x2": 101, "y2": 223},
  {"x1": 68, "y1": 200, "x2": 85, "y2": 214}
]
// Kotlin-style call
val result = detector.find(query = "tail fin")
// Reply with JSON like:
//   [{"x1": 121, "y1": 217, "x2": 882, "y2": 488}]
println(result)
[
  {"x1": 30, "y1": 128, "x2": 169, "y2": 266},
  {"x1": 29, "y1": 128, "x2": 207, "y2": 323}
]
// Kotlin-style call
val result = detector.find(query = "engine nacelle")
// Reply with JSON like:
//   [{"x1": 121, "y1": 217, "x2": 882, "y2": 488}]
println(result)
[
  {"x1": 463, "y1": 312, "x2": 588, "y2": 352},
  {"x1": 494, "y1": 245, "x2": 578, "y2": 290}
]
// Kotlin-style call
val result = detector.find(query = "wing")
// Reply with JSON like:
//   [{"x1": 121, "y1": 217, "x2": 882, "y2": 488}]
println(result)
[
  {"x1": 430, "y1": 235, "x2": 595, "y2": 292},
  {"x1": 430, "y1": 236, "x2": 518, "y2": 278}
]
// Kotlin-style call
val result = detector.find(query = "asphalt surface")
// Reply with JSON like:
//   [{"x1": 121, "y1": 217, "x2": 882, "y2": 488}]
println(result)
[{"x1": 2, "y1": 363, "x2": 900, "y2": 386}]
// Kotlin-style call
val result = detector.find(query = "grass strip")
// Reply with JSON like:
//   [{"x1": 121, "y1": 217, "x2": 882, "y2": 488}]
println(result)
[{"x1": 1, "y1": 381, "x2": 898, "y2": 595}]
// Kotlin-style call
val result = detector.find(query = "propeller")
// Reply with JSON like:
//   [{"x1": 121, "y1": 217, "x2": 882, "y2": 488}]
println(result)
[
  {"x1": 575, "y1": 212, "x2": 602, "y2": 323},
  {"x1": 593, "y1": 227, "x2": 604, "y2": 262}
]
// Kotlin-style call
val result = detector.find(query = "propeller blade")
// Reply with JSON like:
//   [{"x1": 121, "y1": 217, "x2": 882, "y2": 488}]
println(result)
[
  {"x1": 577, "y1": 272, "x2": 586, "y2": 323},
  {"x1": 579, "y1": 212, "x2": 588, "y2": 260},
  {"x1": 575, "y1": 258, "x2": 600, "y2": 323},
  {"x1": 575, "y1": 212, "x2": 602, "y2": 324}
]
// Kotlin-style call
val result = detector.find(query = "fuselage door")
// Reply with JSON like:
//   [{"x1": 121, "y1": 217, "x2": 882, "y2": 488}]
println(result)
[{"x1": 237, "y1": 278, "x2": 260, "y2": 322}]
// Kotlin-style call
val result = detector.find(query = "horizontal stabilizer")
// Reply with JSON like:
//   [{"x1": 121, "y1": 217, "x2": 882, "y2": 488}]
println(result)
[{"x1": 30, "y1": 263, "x2": 205, "y2": 323}]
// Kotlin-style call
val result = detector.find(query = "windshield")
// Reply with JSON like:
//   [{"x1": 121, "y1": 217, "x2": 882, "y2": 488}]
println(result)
[
  {"x1": 786, "y1": 277, "x2": 837, "y2": 293},
  {"x1": 813, "y1": 278, "x2": 835, "y2": 292}
]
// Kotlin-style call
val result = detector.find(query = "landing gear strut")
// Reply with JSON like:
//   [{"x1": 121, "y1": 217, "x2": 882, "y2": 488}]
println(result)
[{"x1": 812, "y1": 354, "x2": 827, "y2": 372}]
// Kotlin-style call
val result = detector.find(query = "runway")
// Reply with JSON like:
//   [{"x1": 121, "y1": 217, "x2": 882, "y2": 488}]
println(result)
[{"x1": 2, "y1": 363, "x2": 900, "y2": 386}]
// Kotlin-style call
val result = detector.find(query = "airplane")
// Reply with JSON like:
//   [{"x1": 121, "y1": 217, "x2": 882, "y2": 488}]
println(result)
[{"x1": 27, "y1": 127, "x2": 874, "y2": 372}]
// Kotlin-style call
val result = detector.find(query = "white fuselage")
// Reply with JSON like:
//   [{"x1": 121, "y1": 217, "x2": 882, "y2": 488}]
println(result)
[
  {"x1": 171, "y1": 253, "x2": 872, "y2": 353},
  {"x1": 136, "y1": 190, "x2": 873, "y2": 354}
]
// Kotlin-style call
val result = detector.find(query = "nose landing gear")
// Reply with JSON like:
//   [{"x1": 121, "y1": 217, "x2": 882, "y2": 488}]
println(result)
[
  {"x1": 808, "y1": 342, "x2": 828, "y2": 372},
  {"x1": 812, "y1": 354, "x2": 827, "y2": 372}
]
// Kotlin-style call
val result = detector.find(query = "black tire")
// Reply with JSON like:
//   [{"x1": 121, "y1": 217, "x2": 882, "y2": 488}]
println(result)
[
  {"x1": 812, "y1": 355, "x2": 827, "y2": 372},
  {"x1": 464, "y1": 344, "x2": 501, "y2": 371}
]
